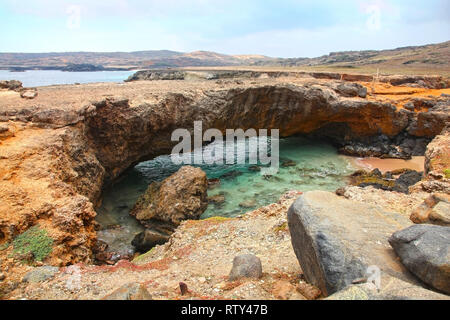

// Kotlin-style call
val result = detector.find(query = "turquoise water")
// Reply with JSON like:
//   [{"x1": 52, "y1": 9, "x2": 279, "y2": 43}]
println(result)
[
  {"x1": 96, "y1": 136, "x2": 355, "y2": 255},
  {"x1": 0, "y1": 70, "x2": 135, "y2": 87}
]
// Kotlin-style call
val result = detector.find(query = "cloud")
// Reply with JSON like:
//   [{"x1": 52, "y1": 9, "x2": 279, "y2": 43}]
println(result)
[{"x1": 1, "y1": 0, "x2": 449, "y2": 55}]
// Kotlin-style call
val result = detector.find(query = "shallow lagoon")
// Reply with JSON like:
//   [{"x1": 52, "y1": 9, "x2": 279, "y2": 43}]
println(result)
[{"x1": 96, "y1": 136, "x2": 356, "y2": 255}]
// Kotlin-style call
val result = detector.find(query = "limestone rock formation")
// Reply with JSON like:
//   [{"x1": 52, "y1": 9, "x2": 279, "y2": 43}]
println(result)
[
  {"x1": 287, "y1": 191, "x2": 414, "y2": 296},
  {"x1": 412, "y1": 126, "x2": 450, "y2": 193},
  {"x1": 130, "y1": 166, "x2": 208, "y2": 230},
  {"x1": 0, "y1": 78, "x2": 448, "y2": 267},
  {"x1": 389, "y1": 225, "x2": 450, "y2": 294}
]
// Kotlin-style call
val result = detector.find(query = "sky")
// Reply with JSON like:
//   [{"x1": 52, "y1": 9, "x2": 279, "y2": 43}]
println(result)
[{"x1": 0, "y1": 0, "x2": 449, "y2": 58}]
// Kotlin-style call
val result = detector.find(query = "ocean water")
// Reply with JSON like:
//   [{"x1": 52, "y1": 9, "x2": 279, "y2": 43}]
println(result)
[
  {"x1": 0, "y1": 70, "x2": 135, "y2": 87},
  {"x1": 96, "y1": 136, "x2": 356, "y2": 255}
]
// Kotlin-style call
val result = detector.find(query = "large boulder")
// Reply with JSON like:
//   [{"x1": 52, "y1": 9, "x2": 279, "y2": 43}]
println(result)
[
  {"x1": 287, "y1": 191, "x2": 414, "y2": 296},
  {"x1": 388, "y1": 225, "x2": 450, "y2": 294},
  {"x1": 130, "y1": 166, "x2": 208, "y2": 230},
  {"x1": 326, "y1": 275, "x2": 449, "y2": 300}
]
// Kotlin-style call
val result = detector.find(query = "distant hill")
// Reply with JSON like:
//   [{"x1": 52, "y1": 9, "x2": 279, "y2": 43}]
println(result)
[
  {"x1": 253, "y1": 41, "x2": 450, "y2": 72},
  {"x1": 0, "y1": 41, "x2": 448, "y2": 73},
  {"x1": 0, "y1": 50, "x2": 272, "y2": 71}
]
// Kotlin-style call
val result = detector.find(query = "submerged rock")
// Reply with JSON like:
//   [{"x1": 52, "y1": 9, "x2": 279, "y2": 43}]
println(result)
[
  {"x1": 208, "y1": 194, "x2": 226, "y2": 205},
  {"x1": 207, "y1": 178, "x2": 221, "y2": 189},
  {"x1": 130, "y1": 166, "x2": 208, "y2": 230},
  {"x1": 239, "y1": 199, "x2": 257, "y2": 208},
  {"x1": 388, "y1": 224, "x2": 450, "y2": 294},
  {"x1": 220, "y1": 170, "x2": 243, "y2": 180},
  {"x1": 281, "y1": 159, "x2": 297, "y2": 167},
  {"x1": 287, "y1": 191, "x2": 414, "y2": 296},
  {"x1": 228, "y1": 254, "x2": 263, "y2": 281}
]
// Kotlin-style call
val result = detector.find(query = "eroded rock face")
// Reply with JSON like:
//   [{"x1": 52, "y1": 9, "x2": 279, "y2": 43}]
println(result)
[
  {"x1": 287, "y1": 191, "x2": 414, "y2": 296},
  {"x1": 0, "y1": 79, "x2": 448, "y2": 266},
  {"x1": 412, "y1": 126, "x2": 450, "y2": 193},
  {"x1": 0, "y1": 124, "x2": 103, "y2": 266},
  {"x1": 130, "y1": 166, "x2": 208, "y2": 230},
  {"x1": 410, "y1": 193, "x2": 450, "y2": 225},
  {"x1": 389, "y1": 225, "x2": 450, "y2": 294}
]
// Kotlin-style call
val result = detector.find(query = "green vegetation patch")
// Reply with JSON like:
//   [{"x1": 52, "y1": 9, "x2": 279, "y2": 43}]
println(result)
[
  {"x1": 444, "y1": 169, "x2": 450, "y2": 179},
  {"x1": 273, "y1": 222, "x2": 288, "y2": 233},
  {"x1": 12, "y1": 225, "x2": 53, "y2": 262}
]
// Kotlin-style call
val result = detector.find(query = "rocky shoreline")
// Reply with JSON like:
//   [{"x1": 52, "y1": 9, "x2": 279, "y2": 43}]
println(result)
[{"x1": 0, "y1": 71, "x2": 449, "y2": 299}]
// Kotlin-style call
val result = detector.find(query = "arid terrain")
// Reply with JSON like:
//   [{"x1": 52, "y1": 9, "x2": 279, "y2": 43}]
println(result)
[
  {"x1": 1, "y1": 41, "x2": 449, "y2": 76},
  {"x1": 0, "y1": 69, "x2": 449, "y2": 300}
]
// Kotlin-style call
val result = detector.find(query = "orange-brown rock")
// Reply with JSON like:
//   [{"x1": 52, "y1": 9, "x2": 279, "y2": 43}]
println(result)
[
  {"x1": 410, "y1": 193, "x2": 450, "y2": 225},
  {"x1": 411, "y1": 126, "x2": 450, "y2": 193},
  {"x1": 0, "y1": 77, "x2": 448, "y2": 267},
  {"x1": 130, "y1": 166, "x2": 208, "y2": 229}
]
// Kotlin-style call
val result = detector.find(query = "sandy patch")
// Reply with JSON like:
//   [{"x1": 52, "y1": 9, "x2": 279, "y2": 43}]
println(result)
[{"x1": 347, "y1": 156, "x2": 425, "y2": 173}]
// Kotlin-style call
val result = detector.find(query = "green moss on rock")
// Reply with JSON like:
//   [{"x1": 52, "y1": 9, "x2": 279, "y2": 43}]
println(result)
[{"x1": 12, "y1": 225, "x2": 53, "y2": 262}]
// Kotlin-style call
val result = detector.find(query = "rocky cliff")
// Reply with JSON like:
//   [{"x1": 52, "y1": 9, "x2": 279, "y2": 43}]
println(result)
[{"x1": 0, "y1": 75, "x2": 449, "y2": 268}]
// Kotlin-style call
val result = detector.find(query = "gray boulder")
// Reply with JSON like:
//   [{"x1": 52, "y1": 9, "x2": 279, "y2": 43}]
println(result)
[
  {"x1": 23, "y1": 266, "x2": 59, "y2": 283},
  {"x1": 388, "y1": 224, "x2": 450, "y2": 294},
  {"x1": 326, "y1": 274, "x2": 449, "y2": 300},
  {"x1": 228, "y1": 254, "x2": 262, "y2": 281},
  {"x1": 287, "y1": 191, "x2": 414, "y2": 296}
]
